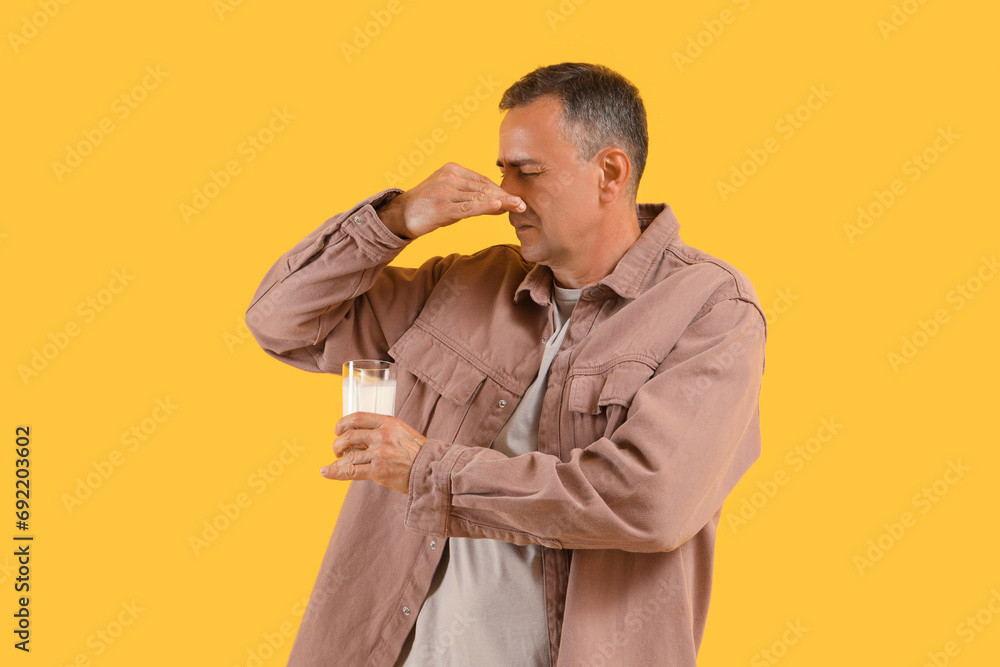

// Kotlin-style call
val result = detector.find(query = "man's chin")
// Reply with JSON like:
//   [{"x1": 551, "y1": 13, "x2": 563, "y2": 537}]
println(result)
[
  {"x1": 514, "y1": 229, "x2": 549, "y2": 261},
  {"x1": 517, "y1": 243, "x2": 545, "y2": 264}
]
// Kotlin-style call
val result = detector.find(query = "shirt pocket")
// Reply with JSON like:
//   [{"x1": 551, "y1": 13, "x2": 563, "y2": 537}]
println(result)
[
  {"x1": 564, "y1": 360, "x2": 656, "y2": 453},
  {"x1": 389, "y1": 323, "x2": 488, "y2": 441}
]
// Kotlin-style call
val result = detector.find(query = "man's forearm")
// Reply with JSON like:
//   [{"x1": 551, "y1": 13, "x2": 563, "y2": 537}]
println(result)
[
  {"x1": 245, "y1": 189, "x2": 410, "y2": 370},
  {"x1": 403, "y1": 298, "x2": 766, "y2": 552}
]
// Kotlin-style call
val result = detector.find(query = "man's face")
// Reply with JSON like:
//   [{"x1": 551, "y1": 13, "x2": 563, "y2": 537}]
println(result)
[{"x1": 497, "y1": 96, "x2": 601, "y2": 272}]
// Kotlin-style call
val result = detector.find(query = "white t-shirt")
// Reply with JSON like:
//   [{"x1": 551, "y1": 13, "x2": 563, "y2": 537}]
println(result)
[{"x1": 398, "y1": 285, "x2": 582, "y2": 666}]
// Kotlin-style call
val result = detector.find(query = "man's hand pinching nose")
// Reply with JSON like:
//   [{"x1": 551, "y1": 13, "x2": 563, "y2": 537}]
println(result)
[{"x1": 376, "y1": 162, "x2": 525, "y2": 240}]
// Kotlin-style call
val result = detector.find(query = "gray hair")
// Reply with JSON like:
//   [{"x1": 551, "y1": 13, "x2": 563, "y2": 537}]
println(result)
[{"x1": 499, "y1": 63, "x2": 648, "y2": 201}]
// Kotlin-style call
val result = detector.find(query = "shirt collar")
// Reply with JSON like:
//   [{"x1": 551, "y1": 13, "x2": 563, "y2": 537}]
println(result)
[{"x1": 513, "y1": 203, "x2": 680, "y2": 305}]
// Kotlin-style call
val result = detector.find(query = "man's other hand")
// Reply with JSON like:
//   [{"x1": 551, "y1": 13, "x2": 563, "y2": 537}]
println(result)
[
  {"x1": 321, "y1": 412, "x2": 428, "y2": 494},
  {"x1": 377, "y1": 162, "x2": 526, "y2": 239}
]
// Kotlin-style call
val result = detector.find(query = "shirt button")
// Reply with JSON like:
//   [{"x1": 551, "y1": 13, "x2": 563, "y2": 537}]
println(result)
[
  {"x1": 498, "y1": 400, "x2": 507, "y2": 408},
  {"x1": 430, "y1": 540, "x2": 437, "y2": 550},
  {"x1": 588, "y1": 287, "x2": 602, "y2": 298},
  {"x1": 353, "y1": 215, "x2": 363, "y2": 224},
  {"x1": 541, "y1": 337, "x2": 547, "y2": 344},
  {"x1": 402, "y1": 607, "x2": 411, "y2": 616}
]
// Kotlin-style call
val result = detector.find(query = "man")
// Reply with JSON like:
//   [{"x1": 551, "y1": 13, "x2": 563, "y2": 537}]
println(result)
[{"x1": 247, "y1": 63, "x2": 766, "y2": 666}]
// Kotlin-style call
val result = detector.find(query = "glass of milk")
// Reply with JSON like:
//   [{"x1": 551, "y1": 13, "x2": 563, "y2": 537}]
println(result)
[{"x1": 342, "y1": 360, "x2": 396, "y2": 416}]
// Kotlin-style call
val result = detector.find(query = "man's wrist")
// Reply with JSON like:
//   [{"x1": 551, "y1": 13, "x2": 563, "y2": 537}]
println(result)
[{"x1": 375, "y1": 196, "x2": 412, "y2": 240}]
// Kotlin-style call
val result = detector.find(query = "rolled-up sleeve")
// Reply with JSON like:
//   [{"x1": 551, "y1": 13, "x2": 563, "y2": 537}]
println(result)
[{"x1": 245, "y1": 189, "x2": 459, "y2": 373}]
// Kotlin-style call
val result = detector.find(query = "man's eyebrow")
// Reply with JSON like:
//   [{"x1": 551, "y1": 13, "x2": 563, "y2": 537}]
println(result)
[{"x1": 496, "y1": 157, "x2": 543, "y2": 168}]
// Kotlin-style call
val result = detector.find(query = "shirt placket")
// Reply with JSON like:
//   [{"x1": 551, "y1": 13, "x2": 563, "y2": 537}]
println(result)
[
  {"x1": 542, "y1": 285, "x2": 605, "y2": 460},
  {"x1": 537, "y1": 287, "x2": 605, "y2": 664}
]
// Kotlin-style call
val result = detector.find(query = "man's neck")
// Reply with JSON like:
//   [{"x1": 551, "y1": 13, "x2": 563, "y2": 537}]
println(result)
[{"x1": 551, "y1": 206, "x2": 641, "y2": 288}]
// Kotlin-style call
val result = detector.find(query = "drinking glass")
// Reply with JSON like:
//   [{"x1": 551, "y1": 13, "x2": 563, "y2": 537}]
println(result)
[{"x1": 342, "y1": 360, "x2": 396, "y2": 416}]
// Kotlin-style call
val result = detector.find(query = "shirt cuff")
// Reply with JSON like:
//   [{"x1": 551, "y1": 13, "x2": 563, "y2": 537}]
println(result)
[
  {"x1": 404, "y1": 438, "x2": 469, "y2": 537},
  {"x1": 340, "y1": 189, "x2": 410, "y2": 260},
  {"x1": 280, "y1": 189, "x2": 407, "y2": 275}
]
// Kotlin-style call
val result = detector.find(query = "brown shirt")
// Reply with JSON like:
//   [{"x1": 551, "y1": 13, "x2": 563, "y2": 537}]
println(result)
[{"x1": 246, "y1": 189, "x2": 767, "y2": 666}]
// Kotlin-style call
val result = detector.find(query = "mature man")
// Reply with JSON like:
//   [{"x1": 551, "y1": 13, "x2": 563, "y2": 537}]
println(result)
[{"x1": 247, "y1": 63, "x2": 766, "y2": 666}]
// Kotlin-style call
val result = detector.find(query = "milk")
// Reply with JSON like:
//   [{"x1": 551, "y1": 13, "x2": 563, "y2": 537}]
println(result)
[{"x1": 342, "y1": 378, "x2": 396, "y2": 416}]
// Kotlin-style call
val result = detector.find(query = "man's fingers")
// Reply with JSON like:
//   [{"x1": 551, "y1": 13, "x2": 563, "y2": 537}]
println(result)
[
  {"x1": 335, "y1": 411, "x2": 389, "y2": 435},
  {"x1": 443, "y1": 161, "x2": 498, "y2": 187},
  {"x1": 321, "y1": 415, "x2": 425, "y2": 494},
  {"x1": 334, "y1": 411, "x2": 401, "y2": 455},
  {"x1": 453, "y1": 197, "x2": 502, "y2": 218},
  {"x1": 460, "y1": 187, "x2": 525, "y2": 213},
  {"x1": 321, "y1": 446, "x2": 375, "y2": 477},
  {"x1": 321, "y1": 460, "x2": 362, "y2": 480},
  {"x1": 454, "y1": 173, "x2": 504, "y2": 195},
  {"x1": 450, "y1": 194, "x2": 524, "y2": 220},
  {"x1": 341, "y1": 448, "x2": 374, "y2": 466},
  {"x1": 399, "y1": 163, "x2": 526, "y2": 234},
  {"x1": 447, "y1": 166, "x2": 525, "y2": 213},
  {"x1": 469, "y1": 183, "x2": 526, "y2": 213},
  {"x1": 502, "y1": 195, "x2": 527, "y2": 213},
  {"x1": 333, "y1": 434, "x2": 372, "y2": 458},
  {"x1": 334, "y1": 431, "x2": 373, "y2": 457}
]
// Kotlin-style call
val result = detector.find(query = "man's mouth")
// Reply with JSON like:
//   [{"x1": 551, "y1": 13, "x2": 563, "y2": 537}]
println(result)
[{"x1": 509, "y1": 214, "x2": 535, "y2": 230}]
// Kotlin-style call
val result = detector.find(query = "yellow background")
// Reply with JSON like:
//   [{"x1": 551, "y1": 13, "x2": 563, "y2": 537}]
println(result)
[{"x1": 4, "y1": 0, "x2": 998, "y2": 665}]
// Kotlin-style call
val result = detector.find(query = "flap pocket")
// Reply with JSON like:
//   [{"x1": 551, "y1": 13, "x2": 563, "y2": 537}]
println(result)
[
  {"x1": 389, "y1": 324, "x2": 487, "y2": 405},
  {"x1": 567, "y1": 360, "x2": 656, "y2": 415}
]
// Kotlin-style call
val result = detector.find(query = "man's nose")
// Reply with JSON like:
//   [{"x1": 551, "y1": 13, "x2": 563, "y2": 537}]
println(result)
[
  {"x1": 500, "y1": 174, "x2": 525, "y2": 200},
  {"x1": 500, "y1": 181, "x2": 531, "y2": 215}
]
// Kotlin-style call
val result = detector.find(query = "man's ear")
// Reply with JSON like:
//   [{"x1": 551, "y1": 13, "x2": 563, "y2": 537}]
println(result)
[{"x1": 596, "y1": 147, "x2": 632, "y2": 204}]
